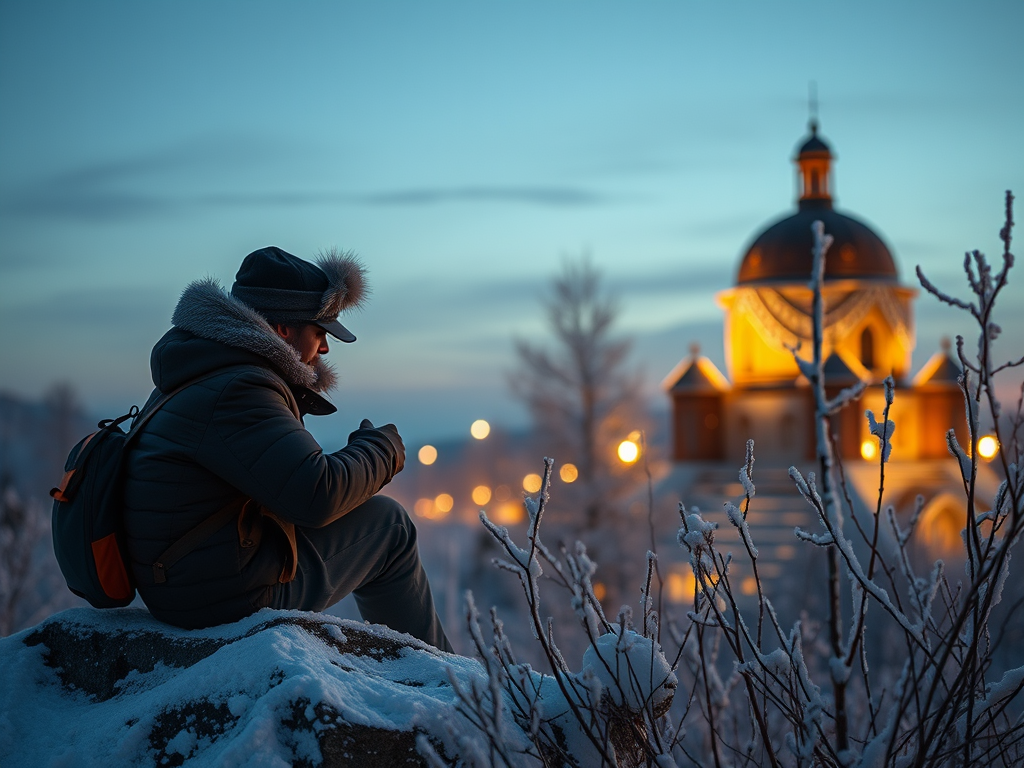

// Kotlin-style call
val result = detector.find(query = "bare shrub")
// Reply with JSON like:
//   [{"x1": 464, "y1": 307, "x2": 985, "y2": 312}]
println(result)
[{"x1": 440, "y1": 193, "x2": 1022, "y2": 767}]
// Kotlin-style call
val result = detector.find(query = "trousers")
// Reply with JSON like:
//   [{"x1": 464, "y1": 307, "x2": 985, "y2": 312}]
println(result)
[{"x1": 267, "y1": 495, "x2": 452, "y2": 653}]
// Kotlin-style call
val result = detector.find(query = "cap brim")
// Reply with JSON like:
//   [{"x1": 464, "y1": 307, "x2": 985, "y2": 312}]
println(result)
[{"x1": 315, "y1": 319, "x2": 356, "y2": 343}]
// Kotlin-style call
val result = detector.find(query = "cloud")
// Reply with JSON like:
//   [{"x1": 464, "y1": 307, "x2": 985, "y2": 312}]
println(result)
[
  {"x1": 0, "y1": 285, "x2": 174, "y2": 329},
  {"x1": 2, "y1": 137, "x2": 609, "y2": 221},
  {"x1": 356, "y1": 186, "x2": 606, "y2": 207}
]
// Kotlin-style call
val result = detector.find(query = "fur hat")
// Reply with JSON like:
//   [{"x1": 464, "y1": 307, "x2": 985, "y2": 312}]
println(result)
[{"x1": 230, "y1": 246, "x2": 368, "y2": 342}]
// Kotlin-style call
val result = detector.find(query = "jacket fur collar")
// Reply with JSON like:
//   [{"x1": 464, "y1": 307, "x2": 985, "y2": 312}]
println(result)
[{"x1": 171, "y1": 278, "x2": 337, "y2": 393}]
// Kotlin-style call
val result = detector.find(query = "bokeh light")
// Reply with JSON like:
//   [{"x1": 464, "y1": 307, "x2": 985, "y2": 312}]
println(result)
[
  {"x1": 522, "y1": 473, "x2": 542, "y2": 493},
  {"x1": 418, "y1": 445, "x2": 437, "y2": 465},
  {"x1": 978, "y1": 435, "x2": 999, "y2": 459},
  {"x1": 617, "y1": 440, "x2": 639, "y2": 464},
  {"x1": 860, "y1": 439, "x2": 878, "y2": 460},
  {"x1": 665, "y1": 571, "x2": 696, "y2": 604},
  {"x1": 413, "y1": 498, "x2": 434, "y2": 518},
  {"x1": 470, "y1": 419, "x2": 491, "y2": 439},
  {"x1": 592, "y1": 582, "x2": 607, "y2": 602},
  {"x1": 559, "y1": 463, "x2": 578, "y2": 483},
  {"x1": 434, "y1": 493, "x2": 454, "y2": 515},
  {"x1": 471, "y1": 485, "x2": 492, "y2": 506},
  {"x1": 492, "y1": 501, "x2": 524, "y2": 525}
]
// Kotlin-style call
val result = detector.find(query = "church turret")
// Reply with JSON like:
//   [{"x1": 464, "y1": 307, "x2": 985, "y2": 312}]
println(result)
[{"x1": 796, "y1": 120, "x2": 834, "y2": 207}]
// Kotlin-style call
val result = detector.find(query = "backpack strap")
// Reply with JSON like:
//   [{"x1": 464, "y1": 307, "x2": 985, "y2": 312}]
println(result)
[
  {"x1": 124, "y1": 364, "x2": 263, "y2": 447},
  {"x1": 125, "y1": 364, "x2": 266, "y2": 585},
  {"x1": 151, "y1": 498, "x2": 245, "y2": 584}
]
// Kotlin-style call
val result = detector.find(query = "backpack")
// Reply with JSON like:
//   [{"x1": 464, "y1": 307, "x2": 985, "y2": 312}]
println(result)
[{"x1": 49, "y1": 374, "x2": 244, "y2": 608}]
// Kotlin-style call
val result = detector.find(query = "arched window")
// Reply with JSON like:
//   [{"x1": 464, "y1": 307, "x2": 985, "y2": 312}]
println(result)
[{"x1": 860, "y1": 327, "x2": 875, "y2": 370}]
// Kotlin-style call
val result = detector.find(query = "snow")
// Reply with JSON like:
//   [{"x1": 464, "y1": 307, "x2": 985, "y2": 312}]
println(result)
[
  {"x1": 0, "y1": 607, "x2": 484, "y2": 767},
  {"x1": 1, "y1": 604, "x2": 680, "y2": 767},
  {"x1": 580, "y1": 626, "x2": 677, "y2": 713}
]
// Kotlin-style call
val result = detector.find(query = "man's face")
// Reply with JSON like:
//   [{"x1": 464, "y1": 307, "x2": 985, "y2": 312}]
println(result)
[{"x1": 276, "y1": 323, "x2": 329, "y2": 366}]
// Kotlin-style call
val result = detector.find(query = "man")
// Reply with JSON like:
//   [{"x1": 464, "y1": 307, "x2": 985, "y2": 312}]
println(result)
[{"x1": 122, "y1": 246, "x2": 451, "y2": 652}]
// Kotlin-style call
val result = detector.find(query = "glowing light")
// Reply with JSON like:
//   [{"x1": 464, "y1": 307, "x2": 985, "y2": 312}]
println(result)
[
  {"x1": 470, "y1": 419, "x2": 491, "y2": 440},
  {"x1": 434, "y1": 493, "x2": 454, "y2": 515},
  {"x1": 741, "y1": 576, "x2": 758, "y2": 596},
  {"x1": 492, "y1": 501, "x2": 524, "y2": 525},
  {"x1": 776, "y1": 545, "x2": 796, "y2": 561},
  {"x1": 593, "y1": 582, "x2": 607, "y2": 602},
  {"x1": 523, "y1": 473, "x2": 542, "y2": 493},
  {"x1": 665, "y1": 572, "x2": 695, "y2": 604},
  {"x1": 978, "y1": 435, "x2": 999, "y2": 460},
  {"x1": 413, "y1": 498, "x2": 434, "y2": 518},
  {"x1": 418, "y1": 445, "x2": 437, "y2": 465},
  {"x1": 471, "y1": 485, "x2": 492, "y2": 506},
  {"x1": 559, "y1": 463, "x2": 578, "y2": 483},
  {"x1": 860, "y1": 440, "x2": 878, "y2": 461},
  {"x1": 617, "y1": 440, "x2": 639, "y2": 464}
]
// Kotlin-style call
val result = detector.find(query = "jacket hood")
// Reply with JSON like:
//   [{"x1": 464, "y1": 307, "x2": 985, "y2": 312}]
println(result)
[{"x1": 153, "y1": 279, "x2": 338, "y2": 405}]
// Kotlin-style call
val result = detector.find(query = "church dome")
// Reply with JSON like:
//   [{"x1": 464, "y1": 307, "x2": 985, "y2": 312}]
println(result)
[{"x1": 736, "y1": 123, "x2": 899, "y2": 285}]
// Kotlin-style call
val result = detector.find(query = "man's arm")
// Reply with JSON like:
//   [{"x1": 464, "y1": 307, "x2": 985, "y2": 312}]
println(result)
[{"x1": 195, "y1": 368, "x2": 404, "y2": 528}]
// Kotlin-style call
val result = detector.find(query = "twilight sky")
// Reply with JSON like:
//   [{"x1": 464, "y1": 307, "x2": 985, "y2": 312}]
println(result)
[{"x1": 1, "y1": 1, "x2": 1021, "y2": 447}]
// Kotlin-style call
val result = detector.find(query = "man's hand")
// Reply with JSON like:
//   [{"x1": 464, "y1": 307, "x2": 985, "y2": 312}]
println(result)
[{"x1": 352, "y1": 419, "x2": 406, "y2": 475}]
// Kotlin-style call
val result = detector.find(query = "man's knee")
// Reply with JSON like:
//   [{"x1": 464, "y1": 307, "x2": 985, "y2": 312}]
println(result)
[{"x1": 358, "y1": 495, "x2": 416, "y2": 539}]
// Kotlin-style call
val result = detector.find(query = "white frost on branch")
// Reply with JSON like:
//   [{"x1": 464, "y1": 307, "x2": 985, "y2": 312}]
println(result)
[
  {"x1": 866, "y1": 409, "x2": 895, "y2": 464},
  {"x1": 725, "y1": 502, "x2": 758, "y2": 558}
]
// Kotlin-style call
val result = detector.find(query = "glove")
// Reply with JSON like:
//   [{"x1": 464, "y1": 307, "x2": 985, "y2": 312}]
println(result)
[{"x1": 352, "y1": 419, "x2": 406, "y2": 476}]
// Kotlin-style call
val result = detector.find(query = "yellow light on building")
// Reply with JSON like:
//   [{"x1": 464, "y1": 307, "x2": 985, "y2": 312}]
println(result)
[
  {"x1": 617, "y1": 440, "x2": 639, "y2": 464},
  {"x1": 434, "y1": 493, "x2": 454, "y2": 515},
  {"x1": 860, "y1": 439, "x2": 878, "y2": 461},
  {"x1": 470, "y1": 419, "x2": 491, "y2": 440},
  {"x1": 418, "y1": 445, "x2": 438, "y2": 465},
  {"x1": 978, "y1": 435, "x2": 999, "y2": 460},
  {"x1": 471, "y1": 485, "x2": 492, "y2": 506},
  {"x1": 523, "y1": 473, "x2": 542, "y2": 493},
  {"x1": 559, "y1": 463, "x2": 578, "y2": 483}
]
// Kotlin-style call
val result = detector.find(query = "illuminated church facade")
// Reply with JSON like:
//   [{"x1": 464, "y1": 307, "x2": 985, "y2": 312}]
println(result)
[{"x1": 660, "y1": 122, "x2": 994, "y2": 567}]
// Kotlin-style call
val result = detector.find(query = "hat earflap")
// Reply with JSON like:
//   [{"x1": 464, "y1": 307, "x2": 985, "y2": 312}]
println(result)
[{"x1": 314, "y1": 248, "x2": 368, "y2": 321}]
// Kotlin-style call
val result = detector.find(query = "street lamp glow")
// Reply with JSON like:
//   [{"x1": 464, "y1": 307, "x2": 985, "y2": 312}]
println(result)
[
  {"x1": 860, "y1": 440, "x2": 878, "y2": 461},
  {"x1": 472, "y1": 485, "x2": 492, "y2": 506},
  {"x1": 618, "y1": 440, "x2": 639, "y2": 464},
  {"x1": 434, "y1": 493, "x2": 454, "y2": 515},
  {"x1": 523, "y1": 473, "x2": 542, "y2": 493},
  {"x1": 559, "y1": 463, "x2": 578, "y2": 483},
  {"x1": 978, "y1": 435, "x2": 999, "y2": 460},
  {"x1": 470, "y1": 419, "x2": 491, "y2": 439},
  {"x1": 418, "y1": 445, "x2": 437, "y2": 465}
]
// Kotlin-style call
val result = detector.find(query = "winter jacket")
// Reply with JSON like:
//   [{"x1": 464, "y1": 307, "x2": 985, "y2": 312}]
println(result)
[{"x1": 122, "y1": 279, "x2": 404, "y2": 629}]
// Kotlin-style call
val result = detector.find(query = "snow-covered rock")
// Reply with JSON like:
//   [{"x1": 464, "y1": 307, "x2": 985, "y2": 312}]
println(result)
[
  {"x1": 0, "y1": 608, "x2": 677, "y2": 767},
  {"x1": 0, "y1": 608, "x2": 480, "y2": 767}
]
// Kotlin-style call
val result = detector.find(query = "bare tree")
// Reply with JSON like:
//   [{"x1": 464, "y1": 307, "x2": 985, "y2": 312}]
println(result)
[{"x1": 510, "y1": 255, "x2": 646, "y2": 530}]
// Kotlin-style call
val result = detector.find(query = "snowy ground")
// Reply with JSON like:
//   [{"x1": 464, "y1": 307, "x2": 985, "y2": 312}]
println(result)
[{"x1": 0, "y1": 606, "x2": 676, "y2": 767}]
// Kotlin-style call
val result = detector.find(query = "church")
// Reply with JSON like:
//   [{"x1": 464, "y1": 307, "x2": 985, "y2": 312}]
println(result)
[{"x1": 658, "y1": 122, "x2": 999, "y2": 583}]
